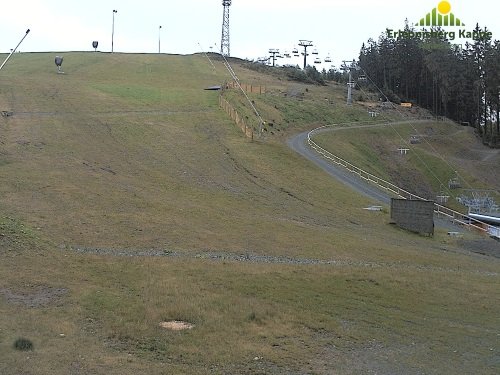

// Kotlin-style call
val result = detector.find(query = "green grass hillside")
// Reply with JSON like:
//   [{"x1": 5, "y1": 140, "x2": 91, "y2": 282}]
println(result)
[{"x1": 0, "y1": 53, "x2": 499, "y2": 375}]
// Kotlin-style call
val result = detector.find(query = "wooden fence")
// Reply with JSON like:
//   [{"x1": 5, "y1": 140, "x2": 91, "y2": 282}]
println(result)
[
  {"x1": 219, "y1": 95, "x2": 254, "y2": 140},
  {"x1": 225, "y1": 81, "x2": 266, "y2": 94}
]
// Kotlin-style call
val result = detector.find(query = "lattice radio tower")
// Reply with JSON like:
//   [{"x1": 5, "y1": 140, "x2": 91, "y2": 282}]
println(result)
[{"x1": 220, "y1": 1, "x2": 232, "y2": 56}]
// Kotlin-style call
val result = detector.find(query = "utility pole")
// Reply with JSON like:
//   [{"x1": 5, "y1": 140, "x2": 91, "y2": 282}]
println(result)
[
  {"x1": 220, "y1": 1, "x2": 232, "y2": 56},
  {"x1": 158, "y1": 25, "x2": 162, "y2": 53},
  {"x1": 111, "y1": 9, "x2": 118, "y2": 53},
  {"x1": 298, "y1": 40, "x2": 313, "y2": 69},
  {"x1": 268, "y1": 49, "x2": 281, "y2": 67}
]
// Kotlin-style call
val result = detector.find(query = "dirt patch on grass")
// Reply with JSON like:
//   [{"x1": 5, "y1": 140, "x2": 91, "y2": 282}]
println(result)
[
  {"x1": 159, "y1": 321, "x2": 194, "y2": 331},
  {"x1": 458, "y1": 238, "x2": 500, "y2": 258},
  {"x1": 0, "y1": 285, "x2": 68, "y2": 308}
]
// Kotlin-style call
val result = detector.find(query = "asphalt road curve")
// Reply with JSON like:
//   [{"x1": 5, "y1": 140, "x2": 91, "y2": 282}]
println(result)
[{"x1": 287, "y1": 130, "x2": 392, "y2": 205}]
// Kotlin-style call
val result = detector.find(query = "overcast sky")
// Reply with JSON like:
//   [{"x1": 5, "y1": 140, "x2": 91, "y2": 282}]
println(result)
[{"x1": 1, "y1": 0, "x2": 498, "y2": 69}]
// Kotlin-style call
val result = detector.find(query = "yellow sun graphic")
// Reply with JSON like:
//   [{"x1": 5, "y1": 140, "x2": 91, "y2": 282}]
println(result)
[{"x1": 438, "y1": 1, "x2": 451, "y2": 15}]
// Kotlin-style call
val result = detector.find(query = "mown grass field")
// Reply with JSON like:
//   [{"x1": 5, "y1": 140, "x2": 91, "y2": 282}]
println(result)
[{"x1": 0, "y1": 52, "x2": 499, "y2": 374}]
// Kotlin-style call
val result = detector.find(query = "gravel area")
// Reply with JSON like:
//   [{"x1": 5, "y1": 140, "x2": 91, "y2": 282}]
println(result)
[
  {"x1": 66, "y1": 246, "x2": 498, "y2": 276},
  {"x1": 0, "y1": 286, "x2": 68, "y2": 308}
]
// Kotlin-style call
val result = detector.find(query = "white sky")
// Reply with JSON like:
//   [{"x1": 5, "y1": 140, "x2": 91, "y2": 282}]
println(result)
[{"x1": 1, "y1": 0, "x2": 498, "y2": 69}]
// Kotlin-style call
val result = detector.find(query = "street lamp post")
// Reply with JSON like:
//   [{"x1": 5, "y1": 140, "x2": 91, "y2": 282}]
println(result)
[
  {"x1": 111, "y1": 9, "x2": 118, "y2": 53},
  {"x1": 159, "y1": 26, "x2": 162, "y2": 53}
]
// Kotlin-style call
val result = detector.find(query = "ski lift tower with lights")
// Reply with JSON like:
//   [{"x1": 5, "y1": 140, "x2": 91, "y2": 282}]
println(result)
[{"x1": 221, "y1": 0, "x2": 232, "y2": 56}]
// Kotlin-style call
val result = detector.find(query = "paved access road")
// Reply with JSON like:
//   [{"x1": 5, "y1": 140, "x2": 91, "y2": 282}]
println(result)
[{"x1": 287, "y1": 128, "x2": 392, "y2": 205}]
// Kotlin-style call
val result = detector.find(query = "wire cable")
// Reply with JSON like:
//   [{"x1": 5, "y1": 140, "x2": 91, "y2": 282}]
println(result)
[{"x1": 352, "y1": 64, "x2": 475, "y2": 199}]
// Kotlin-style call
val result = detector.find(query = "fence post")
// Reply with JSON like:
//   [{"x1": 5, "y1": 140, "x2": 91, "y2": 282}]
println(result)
[{"x1": 219, "y1": 93, "x2": 254, "y2": 140}]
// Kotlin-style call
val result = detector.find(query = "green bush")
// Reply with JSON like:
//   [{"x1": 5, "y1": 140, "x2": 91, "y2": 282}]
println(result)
[{"x1": 13, "y1": 338, "x2": 34, "y2": 351}]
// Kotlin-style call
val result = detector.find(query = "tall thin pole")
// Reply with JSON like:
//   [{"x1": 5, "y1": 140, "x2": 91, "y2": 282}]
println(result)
[
  {"x1": 0, "y1": 29, "x2": 30, "y2": 71},
  {"x1": 298, "y1": 40, "x2": 313, "y2": 69},
  {"x1": 111, "y1": 10, "x2": 117, "y2": 53},
  {"x1": 347, "y1": 70, "x2": 353, "y2": 105},
  {"x1": 158, "y1": 26, "x2": 162, "y2": 54}
]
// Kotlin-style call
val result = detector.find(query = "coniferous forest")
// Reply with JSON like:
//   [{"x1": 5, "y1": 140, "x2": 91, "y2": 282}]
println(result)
[{"x1": 358, "y1": 22, "x2": 500, "y2": 147}]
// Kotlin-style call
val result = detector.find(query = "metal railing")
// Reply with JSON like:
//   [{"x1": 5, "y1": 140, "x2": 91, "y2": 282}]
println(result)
[{"x1": 307, "y1": 125, "x2": 496, "y2": 236}]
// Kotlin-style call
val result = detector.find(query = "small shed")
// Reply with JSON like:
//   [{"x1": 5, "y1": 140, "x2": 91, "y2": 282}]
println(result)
[{"x1": 391, "y1": 199, "x2": 434, "y2": 236}]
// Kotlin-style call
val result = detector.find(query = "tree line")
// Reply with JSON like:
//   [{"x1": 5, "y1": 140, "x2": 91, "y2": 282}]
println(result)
[{"x1": 358, "y1": 22, "x2": 500, "y2": 147}]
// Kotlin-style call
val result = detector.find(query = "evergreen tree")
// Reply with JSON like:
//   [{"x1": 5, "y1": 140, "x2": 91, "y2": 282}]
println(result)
[
  {"x1": 358, "y1": 22, "x2": 499, "y2": 146},
  {"x1": 484, "y1": 39, "x2": 500, "y2": 135}
]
